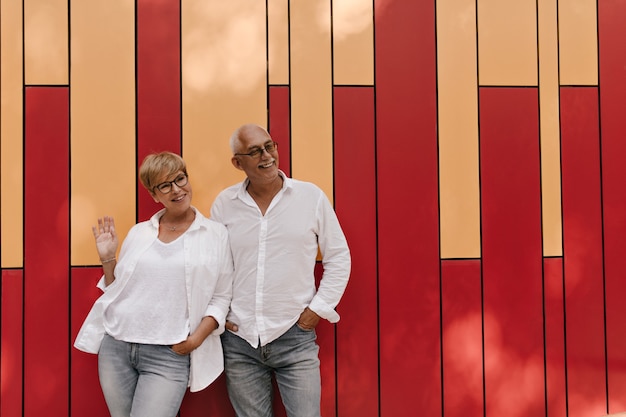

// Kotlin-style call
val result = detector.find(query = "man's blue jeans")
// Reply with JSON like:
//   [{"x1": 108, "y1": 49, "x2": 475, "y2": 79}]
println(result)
[
  {"x1": 98, "y1": 334, "x2": 190, "y2": 417},
  {"x1": 222, "y1": 324, "x2": 321, "y2": 417}
]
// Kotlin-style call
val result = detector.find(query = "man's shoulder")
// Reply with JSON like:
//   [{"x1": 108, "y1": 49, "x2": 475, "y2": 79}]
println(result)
[
  {"x1": 289, "y1": 177, "x2": 322, "y2": 193},
  {"x1": 214, "y1": 182, "x2": 243, "y2": 200}
]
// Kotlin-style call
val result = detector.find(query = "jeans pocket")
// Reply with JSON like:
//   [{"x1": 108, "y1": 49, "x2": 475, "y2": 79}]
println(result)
[
  {"x1": 167, "y1": 345, "x2": 190, "y2": 357},
  {"x1": 295, "y1": 322, "x2": 315, "y2": 332}
]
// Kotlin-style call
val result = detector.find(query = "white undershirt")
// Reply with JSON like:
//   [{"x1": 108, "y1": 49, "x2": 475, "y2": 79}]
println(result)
[{"x1": 103, "y1": 236, "x2": 190, "y2": 344}]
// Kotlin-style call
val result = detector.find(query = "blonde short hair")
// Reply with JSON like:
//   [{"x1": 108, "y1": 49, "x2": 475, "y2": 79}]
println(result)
[{"x1": 139, "y1": 152, "x2": 187, "y2": 192}]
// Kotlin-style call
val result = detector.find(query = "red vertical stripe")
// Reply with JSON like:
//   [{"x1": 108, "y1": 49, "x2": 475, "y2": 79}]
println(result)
[
  {"x1": 333, "y1": 86, "x2": 377, "y2": 416},
  {"x1": 544, "y1": 257, "x2": 566, "y2": 417},
  {"x1": 560, "y1": 86, "x2": 606, "y2": 416},
  {"x1": 179, "y1": 375, "x2": 235, "y2": 416},
  {"x1": 70, "y1": 268, "x2": 109, "y2": 417},
  {"x1": 375, "y1": 0, "x2": 441, "y2": 414},
  {"x1": 137, "y1": 0, "x2": 182, "y2": 221},
  {"x1": 24, "y1": 86, "x2": 70, "y2": 417},
  {"x1": 269, "y1": 86, "x2": 291, "y2": 177},
  {"x1": 1, "y1": 270, "x2": 23, "y2": 417},
  {"x1": 598, "y1": 1, "x2": 626, "y2": 412},
  {"x1": 480, "y1": 87, "x2": 544, "y2": 417},
  {"x1": 441, "y1": 259, "x2": 483, "y2": 417},
  {"x1": 314, "y1": 263, "x2": 336, "y2": 417}
]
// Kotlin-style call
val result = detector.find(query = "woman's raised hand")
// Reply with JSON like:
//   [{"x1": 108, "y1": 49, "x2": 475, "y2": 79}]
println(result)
[{"x1": 92, "y1": 216, "x2": 119, "y2": 261}]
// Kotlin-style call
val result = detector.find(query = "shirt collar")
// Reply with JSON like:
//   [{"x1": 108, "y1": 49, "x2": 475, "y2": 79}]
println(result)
[
  {"x1": 149, "y1": 206, "x2": 204, "y2": 231},
  {"x1": 233, "y1": 170, "x2": 291, "y2": 200}
]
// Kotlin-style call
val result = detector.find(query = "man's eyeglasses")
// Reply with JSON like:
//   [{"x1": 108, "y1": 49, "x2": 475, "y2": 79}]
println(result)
[
  {"x1": 234, "y1": 142, "x2": 278, "y2": 158},
  {"x1": 154, "y1": 173, "x2": 188, "y2": 194}
]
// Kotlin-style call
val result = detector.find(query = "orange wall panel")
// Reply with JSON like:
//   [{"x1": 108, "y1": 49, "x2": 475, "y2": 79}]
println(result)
[
  {"x1": 0, "y1": 0, "x2": 24, "y2": 267},
  {"x1": 538, "y1": 0, "x2": 562, "y2": 257},
  {"x1": 558, "y1": 0, "x2": 598, "y2": 85},
  {"x1": 478, "y1": 0, "x2": 537, "y2": 86},
  {"x1": 437, "y1": 0, "x2": 480, "y2": 259},
  {"x1": 24, "y1": 0, "x2": 68, "y2": 85},
  {"x1": 181, "y1": 0, "x2": 267, "y2": 211},
  {"x1": 268, "y1": 0, "x2": 289, "y2": 85},
  {"x1": 333, "y1": 0, "x2": 374, "y2": 85},
  {"x1": 290, "y1": 0, "x2": 333, "y2": 199},
  {"x1": 70, "y1": 0, "x2": 136, "y2": 264}
]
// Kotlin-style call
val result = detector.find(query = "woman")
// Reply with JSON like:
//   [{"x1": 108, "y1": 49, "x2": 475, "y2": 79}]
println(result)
[{"x1": 74, "y1": 152, "x2": 233, "y2": 417}]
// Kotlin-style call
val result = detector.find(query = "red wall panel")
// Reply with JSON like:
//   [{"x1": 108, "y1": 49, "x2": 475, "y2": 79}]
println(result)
[
  {"x1": 269, "y1": 86, "x2": 291, "y2": 177},
  {"x1": 314, "y1": 263, "x2": 336, "y2": 417},
  {"x1": 1, "y1": 270, "x2": 23, "y2": 417},
  {"x1": 441, "y1": 259, "x2": 483, "y2": 417},
  {"x1": 70, "y1": 267, "x2": 109, "y2": 417},
  {"x1": 560, "y1": 86, "x2": 606, "y2": 416},
  {"x1": 375, "y1": 0, "x2": 441, "y2": 414},
  {"x1": 598, "y1": 1, "x2": 626, "y2": 412},
  {"x1": 544, "y1": 257, "x2": 566, "y2": 417},
  {"x1": 179, "y1": 374, "x2": 235, "y2": 416},
  {"x1": 137, "y1": 0, "x2": 182, "y2": 221},
  {"x1": 333, "y1": 86, "x2": 378, "y2": 416},
  {"x1": 479, "y1": 87, "x2": 545, "y2": 417},
  {"x1": 24, "y1": 86, "x2": 70, "y2": 417}
]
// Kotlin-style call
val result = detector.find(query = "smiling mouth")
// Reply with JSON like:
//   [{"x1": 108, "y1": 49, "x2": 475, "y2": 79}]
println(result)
[
  {"x1": 172, "y1": 194, "x2": 186, "y2": 202},
  {"x1": 259, "y1": 160, "x2": 275, "y2": 168}
]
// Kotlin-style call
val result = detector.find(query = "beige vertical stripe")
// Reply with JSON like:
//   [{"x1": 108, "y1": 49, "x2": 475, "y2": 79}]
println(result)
[
  {"x1": 539, "y1": 0, "x2": 562, "y2": 256},
  {"x1": 437, "y1": 0, "x2": 481, "y2": 259},
  {"x1": 1, "y1": 0, "x2": 24, "y2": 268},
  {"x1": 24, "y1": 0, "x2": 68, "y2": 85},
  {"x1": 290, "y1": 1, "x2": 334, "y2": 201},
  {"x1": 478, "y1": 0, "x2": 537, "y2": 86},
  {"x1": 558, "y1": 0, "x2": 598, "y2": 85},
  {"x1": 268, "y1": 0, "x2": 289, "y2": 85},
  {"x1": 182, "y1": 0, "x2": 267, "y2": 211},
  {"x1": 333, "y1": 0, "x2": 374, "y2": 85},
  {"x1": 70, "y1": 1, "x2": 136, "y2": 265}
]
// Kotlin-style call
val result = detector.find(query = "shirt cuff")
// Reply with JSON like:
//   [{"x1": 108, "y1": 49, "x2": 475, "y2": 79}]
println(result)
[
  {"x1": 308, "y1": 297, "x2": 340, "y2": 323},
  {"x1": 203, "y1": 305, "x2": 226, "y2": 335}
]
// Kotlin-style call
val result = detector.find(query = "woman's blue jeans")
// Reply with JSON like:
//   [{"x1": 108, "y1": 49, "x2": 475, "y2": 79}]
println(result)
[
  {"x1": 221, "y1": 324, "x2": 321, "y2": 417},
  {"x1": 98, "y1": 334, "x2": 190, "y2": 417}
]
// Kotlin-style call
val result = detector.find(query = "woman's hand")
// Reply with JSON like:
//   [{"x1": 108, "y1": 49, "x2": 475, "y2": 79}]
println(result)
[
  {"x1": 171, "y1": 334, "x2": 201, "y2": 355},
  {"x1": 172, "y1": 316, "x2": 219, "y2": 355},
  {"x1": 92, "y1": 216, "x2": 119, "y2": 261}
]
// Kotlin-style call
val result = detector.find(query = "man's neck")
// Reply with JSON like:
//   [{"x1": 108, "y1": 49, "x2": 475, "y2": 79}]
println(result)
[{"x1": 247, "y1": 174, "x2": 283, "y2": 199}]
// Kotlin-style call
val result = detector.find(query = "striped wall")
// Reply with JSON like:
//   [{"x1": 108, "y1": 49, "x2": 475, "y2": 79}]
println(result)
[{"x1": 1, "y1": 0, "x2": 626, "y2": 416}]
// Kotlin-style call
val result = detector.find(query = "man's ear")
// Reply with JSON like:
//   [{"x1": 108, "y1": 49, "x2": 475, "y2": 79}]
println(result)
[{"x1": 231, "y1": 156, "x2": 244, "y2": 171}]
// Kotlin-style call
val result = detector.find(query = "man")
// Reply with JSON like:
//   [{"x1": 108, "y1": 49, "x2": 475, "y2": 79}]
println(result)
[{"x1": 210, "y1": 123, "x2": 351, "y2": 417}]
